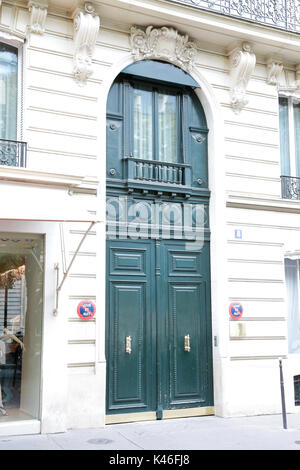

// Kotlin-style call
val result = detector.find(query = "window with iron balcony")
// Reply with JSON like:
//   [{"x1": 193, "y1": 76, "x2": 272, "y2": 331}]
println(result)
[
  {"x1": 279, "y1": 96, "x2": 300, "y2": 200},
  {"x1": 0, "y1": 42, "x2": 26, "y2": 168}
]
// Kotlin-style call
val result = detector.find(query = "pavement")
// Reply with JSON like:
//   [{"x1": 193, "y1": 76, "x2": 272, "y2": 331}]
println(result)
[{"x1": 0, "y1": 413, "x2": 300, "y2": 451}]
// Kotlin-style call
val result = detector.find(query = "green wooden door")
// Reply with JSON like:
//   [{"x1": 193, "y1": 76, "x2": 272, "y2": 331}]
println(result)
[
  {"x1": 106, "y1": 238, "x2": 213, "y2": 417},
  {"x1": 106, "y1": 240, "x2": 156, "y2": 414},
  {"x1": 159, "y1": 240, "x2": 213, "y2": 412}
]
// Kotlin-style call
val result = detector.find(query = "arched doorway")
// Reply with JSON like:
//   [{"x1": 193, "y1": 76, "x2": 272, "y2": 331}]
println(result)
[{"x1": 105, "y1": 60, "x2": 213, "y2": 422}]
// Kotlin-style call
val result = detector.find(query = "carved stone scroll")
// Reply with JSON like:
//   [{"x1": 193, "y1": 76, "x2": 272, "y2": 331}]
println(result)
[
  {"x1": 73, "y1": 2, "x2": 100, "y2": 84},
  {"x1": 130, "y1": 25, "x2": 197, "y2": 73},
  {"x1": 228, "y1": 42, "x2": 256, "y2": 113}
]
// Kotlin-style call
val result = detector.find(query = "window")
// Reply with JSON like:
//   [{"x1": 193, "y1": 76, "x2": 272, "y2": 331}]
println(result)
[
  {"x1": 0, "y1": 43, "x2": 18, "y2": 141},
  {"x1": 0, "y1": 39, "x2": 26, "y2": 168},
  {"x1": 106, "y1": 67, "x2": 208, "y2": 190},
  {"x1": 279, "y1": 97, "x2": 300, "y2": 199},
  {"x1": 284, "y1": 258, "x2": 300, "y2": 354},
  {"x1": 133, "y1": 84, "x2": 180, "y2": 163}
]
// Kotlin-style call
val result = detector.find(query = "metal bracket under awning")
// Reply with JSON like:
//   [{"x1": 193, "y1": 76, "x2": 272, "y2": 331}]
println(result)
[{"x1": 53, "y1": 220, "x2": 98, "y2": 316}]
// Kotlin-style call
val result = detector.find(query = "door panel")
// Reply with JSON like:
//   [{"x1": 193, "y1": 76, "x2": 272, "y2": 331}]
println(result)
[
  {"x1": 106, "y1": 240, "x2": 155, "y2": 414},
  {"x1": 168, "y1": 282, "x2": 206, "y2": 405},
  {"x1": 161, "y1": 240, "x2": 213, "y2": 410}
]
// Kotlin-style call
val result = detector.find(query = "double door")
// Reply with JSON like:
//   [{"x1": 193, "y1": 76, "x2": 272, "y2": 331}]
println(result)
[{"x1": 106, "y1": 238, "x2": 213, "y2": 418}]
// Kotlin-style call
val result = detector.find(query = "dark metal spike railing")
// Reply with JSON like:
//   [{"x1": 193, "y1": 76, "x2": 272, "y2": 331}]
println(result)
[
  {"x1": 0, "y1": 139, "x2": 27, "y2": 167},
  {"x1": 166, "y1": 0, "x2": 300, "y2": 34}
]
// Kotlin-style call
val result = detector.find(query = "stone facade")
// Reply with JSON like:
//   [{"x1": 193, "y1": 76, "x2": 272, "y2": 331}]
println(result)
[{"x1": 0, "y1": 0, "x2": 299, "y2": 434}]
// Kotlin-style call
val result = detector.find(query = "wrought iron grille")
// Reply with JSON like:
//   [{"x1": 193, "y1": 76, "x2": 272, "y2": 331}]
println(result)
[
  {"x1": 0, "y1": 139, "x2": 27, "y2": 167},
  {"x1": 294, "y1": 375, "x2": 300, "y2": 406},
  {"x1": 281, "y1": 176, "x2": 300, "y2": 200},
  {"x1": 167, "y1": 0, "x2": 300, "y2": 34}
]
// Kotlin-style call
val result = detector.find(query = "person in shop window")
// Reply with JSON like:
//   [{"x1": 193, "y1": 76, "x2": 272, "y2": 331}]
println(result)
[{"x1": 0, "y1": 329, "x2": 24, "y2": 416}]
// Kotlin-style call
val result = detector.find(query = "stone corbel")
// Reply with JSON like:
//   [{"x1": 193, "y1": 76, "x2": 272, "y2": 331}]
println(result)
[
  {"x1": 27, "y1": 0, "x2": 48, "y2": 35},
  {"x1": 266, "y1": 56, "x2": 283, "y2": 86},
  {"x1": 72, "y1": 2, "x2": 100, "y2": 84},
  {"x1": 228, "y1": 42, "x2": 256, "y2": 113},
  {"x1": 130, "y1": 25, "x2": 197, "y2": 73}
]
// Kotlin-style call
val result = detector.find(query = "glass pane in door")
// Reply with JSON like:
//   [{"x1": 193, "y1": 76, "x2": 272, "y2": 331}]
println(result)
[
  {"x1": 158, "y1": 93, "x2": 178, "y2": 163},
  {"x1": 133, "y1": 88, "x2": 153, "y2": 160}
]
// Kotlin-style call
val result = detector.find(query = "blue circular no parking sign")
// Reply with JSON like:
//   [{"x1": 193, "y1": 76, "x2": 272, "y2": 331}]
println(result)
[{"x1": 229, "y1": 302, "x2": 243, "y2": 320}]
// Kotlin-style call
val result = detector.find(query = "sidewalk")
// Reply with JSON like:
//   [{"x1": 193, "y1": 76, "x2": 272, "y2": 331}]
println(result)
[{"x1": 0, "y1": 413, "x2": 300, "y2": 450}]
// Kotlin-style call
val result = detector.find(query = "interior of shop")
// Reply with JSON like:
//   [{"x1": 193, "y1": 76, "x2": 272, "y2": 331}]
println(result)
[{"x1": 0, "y1": 232, "x2": 43, "y2": 423}]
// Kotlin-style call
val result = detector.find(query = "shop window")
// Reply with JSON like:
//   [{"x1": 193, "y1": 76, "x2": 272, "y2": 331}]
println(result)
[
  {"x1": 279, "y1": 96, "x2": 300, "y2": 199},
  {"x1": 284, "y1": 258, "x2": 300, "y2": 354},
  {"x1": 0, "y1": 233, "x2": 44, "y2": 420},
  {"x1": 0, "y1": 42, "x2": 26, "y2": 167}
]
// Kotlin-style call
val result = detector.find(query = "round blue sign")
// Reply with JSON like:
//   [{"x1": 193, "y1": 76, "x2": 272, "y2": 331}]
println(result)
[
  {"x1": 77, "y1": 300, "x2": 96, "y2": 320},
  {"x1": 229, "y1": 302, "x2": 243, "y2": 320}
]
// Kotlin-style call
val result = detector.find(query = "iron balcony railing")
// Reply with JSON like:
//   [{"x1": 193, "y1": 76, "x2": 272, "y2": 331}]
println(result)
[
  {"x1": 281, "y1": 175, "x2": 300, "y2": 200},
  {"x1": 0, "y1": 139, "x2": 27, "y2": 167},
  {"x1": 167, "y1": 0, "x2": 300, "y2": 34}
]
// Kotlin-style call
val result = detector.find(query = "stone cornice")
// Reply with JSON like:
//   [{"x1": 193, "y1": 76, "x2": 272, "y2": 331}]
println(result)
[
  {"x1": 0, "y1": 166, "x2": 98, "y2": 192},
  {"x1": 227, "y1": 192, "x2": 300, "y2": 214}
]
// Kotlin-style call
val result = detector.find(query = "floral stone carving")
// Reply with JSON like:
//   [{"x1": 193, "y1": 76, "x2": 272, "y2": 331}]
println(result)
[{"x1": 130, "y1": 25, "x2": 197, "y2": 73}]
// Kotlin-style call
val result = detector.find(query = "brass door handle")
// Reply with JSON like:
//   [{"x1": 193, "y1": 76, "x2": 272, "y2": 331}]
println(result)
[
  {"x1": 184, "y1": 334, "x2": 191, "y2": 352},
  {"x1": 125, "y1": 336, "x2": 132, "y2": 354}
]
